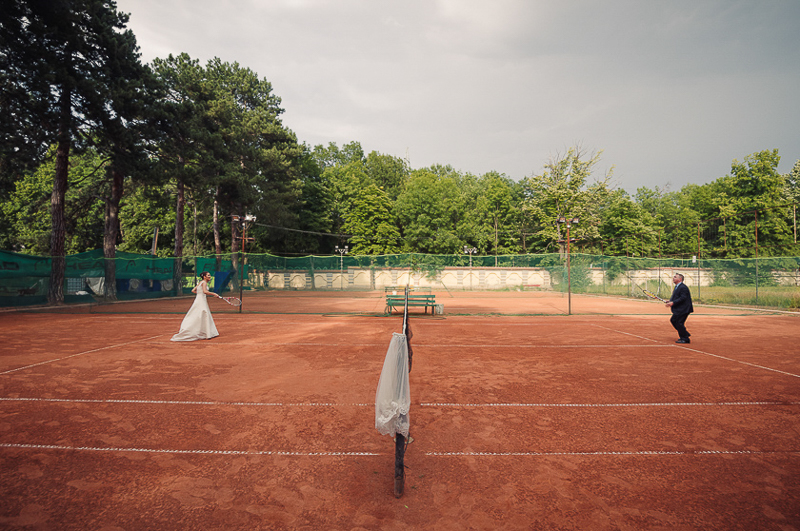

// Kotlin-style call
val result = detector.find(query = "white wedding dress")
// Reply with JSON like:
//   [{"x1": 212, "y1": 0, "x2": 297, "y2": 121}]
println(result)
[{"x1": 171, "y1": 280, "x2": 219, "y2": 341}]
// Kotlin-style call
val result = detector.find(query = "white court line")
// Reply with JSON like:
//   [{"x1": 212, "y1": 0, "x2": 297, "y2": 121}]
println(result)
[
  {"x1": 0, "y1": 397, "x2": 372, "y2": 407},
  {"x1": 85, "y1": 316, "x2": 180, "y2": 320},
  {"x1": 0, "y1": 335, "x2": 164, "y2": 376},
  {"x1": 3, "y1": 397, "x2": 797, "y2": 408},
  {"x1": 591, "y1": 323, "x2": 662, "y2": 343},
  {"x1": 677, "y1": 345, "x2": 800, "y2": 379},
  {"x1": 0, "y1": 443, "x2": 378, "y2": 456},
  {"x1": 1, "y1": 443, "x2": 795, "y2": 459},
  {"x1": 413, "y1": 322, "x2": 573, "y2": 325},
  {"x1": 198, "y1": 342, "x2": 674, "y2": 348},
  {"x1": 144, "y1": 341, "x2": 675, "y2": 348},
  {"x1": 405, "y1": 343, "x2": 674, "y2": 348},
  {"x1": 412, "y1": 344, "x2": 671, "y2": 348},
  {"x1": 591, "y1": 324, "x2": 800, "y2": 379},
  {"x1": 422, "y1": 401, "x2": 800, "y2": 408},
  {"x1": 427, "y1": 450, "x2": 800, "y2": 457}
]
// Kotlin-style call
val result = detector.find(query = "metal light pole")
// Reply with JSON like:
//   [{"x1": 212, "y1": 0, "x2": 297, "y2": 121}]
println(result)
[
  {"x1": 335, "y1": 245, "x2": 348, "y2": 290},
  {"x1": 464, "y1": 246, "x2": 477, "y2": 290},
  {"x1": 233, "y1": 214, "x2": 256, "y2": 313},
  {"x1": 557, "y1": 217, "x2": 579, "y2": 315}
]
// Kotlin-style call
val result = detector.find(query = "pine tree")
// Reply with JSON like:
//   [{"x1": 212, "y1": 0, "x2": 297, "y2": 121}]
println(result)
[{"x1": 1, "y1": 0, "x2": 150, "y2": 303}]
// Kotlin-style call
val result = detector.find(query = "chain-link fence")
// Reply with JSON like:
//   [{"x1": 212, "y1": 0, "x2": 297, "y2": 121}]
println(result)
[{"x1": 3, "y1": 250, "x2": 799, "y2": 309}]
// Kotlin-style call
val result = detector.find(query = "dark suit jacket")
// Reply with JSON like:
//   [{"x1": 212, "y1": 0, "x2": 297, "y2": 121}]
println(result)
[{"x1": 669, "y1": 283, "x2": 694, "y2": 315}]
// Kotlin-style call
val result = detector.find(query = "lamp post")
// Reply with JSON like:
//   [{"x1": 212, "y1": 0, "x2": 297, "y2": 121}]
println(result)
[
  {"x1": 464, "y1": 246, "x2": 477, "y2": 290},
  {"x1": 232, "y1": 214, "x2": 256, "y2": 313},
  {"x1": 335, "y1": 245, "x2": 348, "y2": 290},
  {"x1": 463, "y1": 246, "x2": 477, "y2": 268},
  {"x1": 557, "y1": 217, "x2": 579, "y2": 315}
]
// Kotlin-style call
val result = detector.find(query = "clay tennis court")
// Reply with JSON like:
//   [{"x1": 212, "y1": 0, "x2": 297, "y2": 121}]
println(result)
[{"x1": 1, "y1": 291, "x2": 799, "y2": 529}]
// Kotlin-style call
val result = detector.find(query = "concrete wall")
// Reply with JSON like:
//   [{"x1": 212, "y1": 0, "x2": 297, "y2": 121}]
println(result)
[
  {"x1": 258, "y1": 266, "x2": 719, "y2": 290},
  {"x1": 596, "y1": 268, "x2": 714, "y2": 288}
]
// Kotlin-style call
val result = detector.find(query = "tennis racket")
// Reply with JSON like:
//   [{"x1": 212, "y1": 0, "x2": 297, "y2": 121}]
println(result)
[
  {"x1": 220, "y1": 296, "x2": 242, "y2": 307},
  {"x1": 620, "y1": 269, "x2": 668, "y2": 302},
  {"x1": 641, "y1": 289, "x2": 668, "y2": 303}
]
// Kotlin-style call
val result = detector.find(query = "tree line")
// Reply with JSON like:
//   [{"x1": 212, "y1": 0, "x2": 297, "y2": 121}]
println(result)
[{"x1": 2, "y1": 1, "x2": 799, "y2": 303}]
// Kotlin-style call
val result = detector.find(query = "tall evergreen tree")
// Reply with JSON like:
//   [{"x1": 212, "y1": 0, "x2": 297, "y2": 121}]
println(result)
[
  {"x1": 150, "y1": 53, "x2": 215, "y2": 290},
  {"x1": 204, "y1": 58, "x2": 303, "y2": 259},
  {"x1": 1, "y1": 0, "x2": 150, "y2": 303},
  {"x1": 94, "y1": 32, "x2": 159, "y2": 300}
]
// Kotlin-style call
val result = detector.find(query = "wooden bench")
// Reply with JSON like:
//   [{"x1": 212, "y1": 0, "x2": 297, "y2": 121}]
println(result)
[
  {"x1": 385, "y1": 293, "x2": 437, "y2": 314},
  {"x1": 384, "y1": 286, "x2": 431, "y2": 294}
]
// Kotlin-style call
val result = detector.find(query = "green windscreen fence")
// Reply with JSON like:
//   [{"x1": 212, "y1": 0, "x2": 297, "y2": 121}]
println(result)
[
  {"x1": 0, "y1": 249, "x2": 177, "y2": 306},
  {"x1": 2, "y1": 250, "x2": 799, "y2": 309}
]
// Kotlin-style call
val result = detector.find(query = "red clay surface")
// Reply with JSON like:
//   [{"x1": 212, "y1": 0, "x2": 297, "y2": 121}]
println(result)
[
  {"x1": 26, "y1": 289, "x2": 785, "y2": 316},
  {"x1": 1, "y1": 292, "x2": 799, "y2": 530}
]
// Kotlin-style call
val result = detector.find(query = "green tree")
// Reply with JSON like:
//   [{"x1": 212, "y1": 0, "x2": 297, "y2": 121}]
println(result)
[
  {"x1": 307, "y1": 141, "x2": 369, "y2": 251},
  {"x1": 2, "y1": 147, "x2": 107, "y2": 255},
  {"x1": 0, "y1": 2, "x2": 52, "y2": 189},
  {"x1": 277, "y1": 145, "x2": 333, "y2": 254},
  {"x1": 311, "y1": 141, "x2": 365, "y2": 169},
  {"x1": 394, "y1": 169, "x2": 463, "y2": 254},
  {"x1": 151, "y1": 53, "x2": 217, "y2": 288},
  {"x1": 150, "y1": 55, "x2": 305, "y2": 283},
  {"x1": 118, "y1": 180, "x2": 176, "y2": 257},
  {"x1": 725, "y1": 150, "x2": 784, "y2": 210},
  {"x1": 786, "y1": 159, "x2": 800, "y2": 204},
  {"x1": 521, "y1": 147, "x2": 612, "y2": 253},
  {"x1": 341, "y1": 184, "x2": 401, "y2": 254},
  {"x1": 710, "y1": 150, "x2": 791, "y2": 256},
  {"x1": 203, "y1": 58, "x2": 303, "y2": 266},
  {"x1": 1, "y1": 0, "x2": 149, "y2": 303},
  {"x1": 365, "y1": 151, "x2": 409, "y2": 201},
  {"x1": 632, "y1": 185, "x2": 701, "y2": 258},
  {"x1": 95, "y1": 51, "x2": 159, "y2": 299},
  {"x1": 451, "y1": 170, "x2": 483, "y2": 253},
  {"x1": 322, "y1": 159, "x2": 370, "y2": 244},
  {"x1": 475, "y1": 172, "x2": 521, "y2": 260},
  {"x1": 598, "y1": 190, "x2": 657, "y2": 256}
]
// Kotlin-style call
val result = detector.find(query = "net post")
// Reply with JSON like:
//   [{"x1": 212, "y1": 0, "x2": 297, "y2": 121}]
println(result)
[
  {"x1": 393, "y1": 287, "x2": 410, "y2": 498},
  {"x1": 402, "y1": 286, "x2": 409, "y2": 335},
  {"x1": 394, "y1": 433, "x2": 406, "y2": 498}
]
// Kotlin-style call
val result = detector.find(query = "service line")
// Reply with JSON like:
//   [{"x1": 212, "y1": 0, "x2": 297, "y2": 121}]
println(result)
[
  {"x1": 0, "y1": 397, "x2": 371, "y2": 407},
  {"x1": 591, "y1": 324, "x2": 800, "y2": 379},
  {"x1": 0, "y1": 443, "x2": 378, "y2": 457},
  {"x1": 2, "y1": 397, "x2": 798, "y2": 408},
  {"x1": 422, "y1": 401, "x2": 800, "y2": 407},
  {"x1": 427, "y1": 449, "x2": 800, "y2": 457},
  {"x1": 2, "y1": 443, "x2": 796, "y2": 460}
]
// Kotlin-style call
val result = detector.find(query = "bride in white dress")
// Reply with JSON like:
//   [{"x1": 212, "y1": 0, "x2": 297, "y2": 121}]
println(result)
[{"x1": 171, "y1": 272, "x2": 221, "y2": 341}]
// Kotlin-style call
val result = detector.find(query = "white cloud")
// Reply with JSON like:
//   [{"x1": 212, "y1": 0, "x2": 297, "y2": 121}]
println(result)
[{"x1": 118, "y1": 0, "x2": 800, "y2": 190}]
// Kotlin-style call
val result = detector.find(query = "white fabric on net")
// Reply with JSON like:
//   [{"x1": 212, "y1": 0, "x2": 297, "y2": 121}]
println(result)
[{"x1": 375, "y1": 332, "x2": 410, "y2": 438}]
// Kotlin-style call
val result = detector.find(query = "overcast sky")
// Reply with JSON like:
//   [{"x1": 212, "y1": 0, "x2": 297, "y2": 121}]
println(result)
[{"x1": 116, "y1": 0, "x2": 800, "y2": 192}]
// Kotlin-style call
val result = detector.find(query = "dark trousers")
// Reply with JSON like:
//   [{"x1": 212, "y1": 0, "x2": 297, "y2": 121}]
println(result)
[{"x1": 670, "y1": 313, "x2": 690, "y2": 339}]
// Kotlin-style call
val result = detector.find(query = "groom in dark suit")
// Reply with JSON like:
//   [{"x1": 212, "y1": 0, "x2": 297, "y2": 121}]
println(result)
[{"x1": 666, "y1": 273, "x2": 693, "y2": 343}]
